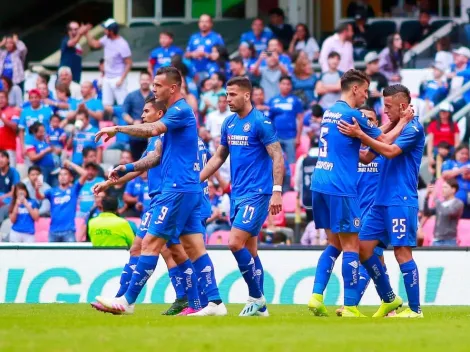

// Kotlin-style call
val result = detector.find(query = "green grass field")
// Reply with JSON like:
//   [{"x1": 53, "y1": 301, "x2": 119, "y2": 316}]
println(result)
[{"x1": 1, "y1": 305, "x2": 470, "y2": 352}]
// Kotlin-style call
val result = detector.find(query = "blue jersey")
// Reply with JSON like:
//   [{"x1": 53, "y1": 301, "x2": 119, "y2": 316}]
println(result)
[
  {"x1": 79, "y1": 177, "x2": 104, "y2": 215},
  {"x1": 268, "y1": 94, "x2": 304, "y2": 139},
  {"x1": 149, "y1": 45, "x2": 184, "y2": 75},
  {"x1": 420, "y1": 80, "x2": 448, "y2": 105},
  {"x1": 442, "y1": 159, "x2": 470, "y2": 205},
  {"x1": 141, "y1": 136, "x2": 163, "y2": 199},
  {"x1": 45, "y1": 182, "x2": 82, "y2": 232},
  {"x1": 221, "y1": 108, "x2": 278, "y2": 199},
  {"x1": 357, "y1": 148, "x2": 384, "y2": 218},
  {"x1": 138, "y1": 182, "x2": 151, "y2": 212},
  {"x1": 186, "y1": 31, "x2": 225, "y2": 72},
  {"x1": 311, "y1": 100, "x2": 382, "y2": 197},
  {"x1": 80, "y1": 98, "x2": 104, "y2": 128},
  {"x1": 72, "y1": 125, "x2": 103, "y2": 165},
  {"x1": 240, "y1": 29, "x2": 273, "y2": 54},
  {"x1": 25, "y1": 138, "x2": 55, "y2": 168},
  {"x1": 125, "y1": 176, "x2": 150, "y2": 212},
  {"x1": 374, "y1": 117, "x2": 425, "y2": 207},
  {"x1": 160, "y1": 99, "x2": 200, "y2": 193},
  {"x1": 49, "y1": 127, "x2": 66, "y2": 148},
  {"x1": 53, "y1": 98, "x2": 78, "y2": 120},
  {"x1": 198, "y1": 137, "x2": 211, "y2": 220},
  {"x1": 19, "y1": 106, "x2": 54, "y2": 140},
  {"x1": 260, "y1": 54, "x2": 293, "y2": 74},
  {"x1": 12, "y1": 199, "x2": 39, "y2": 234}
]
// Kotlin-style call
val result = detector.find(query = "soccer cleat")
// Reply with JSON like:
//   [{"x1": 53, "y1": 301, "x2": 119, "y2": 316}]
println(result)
[
  {"x1": 341, "y1": 306, "x2": 367, "y2": 318},
  {"x1": 188, "y1": 302, "x2": 228, "y2": 316},
  {"x1": 95, "y1": 296, "x2": 135, "y2": 315},
  {"x1": 90, "y1": 301, "x2": 115, "y2": 314},
  {"x1": 391, "y1": 308, "x2": 424, "y2": 318},
  {"x1": 335, "y1": 306, "x2": 344, "y2": 317},
  {"x1": 372, "y1": 296, "x2": 403, "y2": 318},
  {"x1": 177, "y1": 307, "x2": 201, "y2": 316},
  {"x1": 255, "y1": 306, "x2": 270, "y2": 317},
  {"x1": 239, "y1": 296, "x2": 267, "y2": 316},
  {"x1": 161, "y1": 297, "x2": 188, "y2": 316},
  {"x1": 308, "y1": 294, "x2": 329, "y2": 317}
]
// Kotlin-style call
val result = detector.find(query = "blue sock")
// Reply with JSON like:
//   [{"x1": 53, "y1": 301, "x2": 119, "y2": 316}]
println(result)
[
  {"x1": 342, "y1": 252, "x2": 359, "y2": 306},
  {"x1": 253, "y1": 255, "x2": 266, "y2": 312},
  {"x1": 313, "y1": 245, "x2": 341, "y2": 294},
  {"x1": 400, "y1": 259, "x2": 421, "y2": 313},
  {"x1": 168, "y1": 267, "x2": 186, "y2": 300},
  {"x1": 193, "y1": 253, "x2": 221, "y2": 302},
  {"x1": 356, "y1": 264, "x2": 371, "y2": 304},
  {"x1": 233, "y1": 248, "x2": 261, "y2": 299},
  {"x1": 198, "y1": 282, "x2": 208, "y2": 308},
  {"x1": 362, "y1": 255, "x2": 395, "y2": 303},
  {"x1": 116, "y1": 256, "x2": 139, "y2": 297},
  {"x1": 178, "y1": 259, "x2": 201, "y2": 310},
  {"x1": 124, "y1": 255, "x2": 158, "y2": 304}
]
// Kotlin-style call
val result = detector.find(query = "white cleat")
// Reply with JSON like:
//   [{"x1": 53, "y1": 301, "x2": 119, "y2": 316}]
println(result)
[
  {"x1": 188, "y1": 302, "x2": 228, "y2": 316},
  {"x1": 239, "y1": 296, "x2": 267, "y2": 316},
  {"x1": 254, "y1": 306, "x2": 269, "y2": 317},
  {"x1": 95, "y1": 296, "x2": 135, "y2": 315}
]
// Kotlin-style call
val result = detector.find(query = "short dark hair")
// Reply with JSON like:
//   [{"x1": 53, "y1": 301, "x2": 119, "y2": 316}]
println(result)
[
  {"x1": 85, "y1": 162, "x2": 99, "y2": 170},
  {"x1": 212, "y1": 72, "x2": 226, "y2": 86},
  {"x1": 337, "y1": 22, "x2": 352, "y2": 34},
  {"x1": 102, "y1": 195, "x2": 119, "y2": 213},
  {"x1": 99, "y1": 58, "x2": 105, "y2": 65},
  {"x1": 29, "y1": 121, "x2": 44, "y2": 135},
  {"x1": 420, "y1": 10, "x2": 431, "y2": 17},
  {"x1": 445, "y1": 178, "x2": 460, "y2": 193},
  {"x1": 60, "y1": 167, "x2": 74, "y2": 178},
  {"x1": 140, "y1": 71, "x2": 151, "y2": 78},
  {"x1": 340, "y1": 69, "x2": 370, "y2": 91},
  {"x1": 227, "y1": 76, "x2": 252, "y2": 91},
  {"x1": 279, "y1": 75, "x2": 292, "y2": 84},
  {"x1": 383, "y1": 84, "x2": 411, "y2": 104},
  {"x1": 156, "y1": 66, "x2": 182, "y2": 87},
  {"x1": 0, "y1": 150, "x2": 8, "y2": 159},
  {"x1": 230, "y1": 56, "x2": 244, "y2": 65},
  {"x1": 160, "y1": 31, "x2": 174, "y2": 39},
  {"x1": 311, "y1": 104, "x2": 324, "y2": 117},
  {"x1": 50, "y1": 114, "x2": 61, "y2": 121},
  {"x1": 359, "y1": 105, "x2": 376, "y2": 114},
  {"x1": 28, "y1": 165, "x2": 42, "y2": 174},
  {"x1": 1, "y1": 76, "x2": 13, "y2": 91},
  {"x1": 269, "y1": 7, "x2": 285, "y2": 18},
  {"x1": 455, "y1": 143, "x2": 469, "y2": 154},
  {"x1": 38, "y1": 72, "x2": 50, "y2": 84},
  {"x1": 437, "y1": 141, "x2": 451, "y2": 150},
  {"x1": 55, "y1": 82, "x2": 71, "y2": 97},
  {"x1": 82, "y1": 146, "x2": 97, "y2": 158},
  {"x1": 144, "y1": 95, "x2": 167, "y2": 114},
  {"x1": 328, "y1": 51, "x2": 341, "y2": 60}
]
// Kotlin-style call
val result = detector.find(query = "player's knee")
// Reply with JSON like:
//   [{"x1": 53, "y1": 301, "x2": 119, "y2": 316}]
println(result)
[
  {"x1": 181, "y1": 235, "x2": 206, "y2": 261},
  {"x1": 141, "y1": 234, "x2": 164, "y2": 255},
  {"x1": 228, "y1": 236, "x2": 244, "y2": 252},
  {"x1": 393, "y1": 246, "x2": 412, "y2": 264}
]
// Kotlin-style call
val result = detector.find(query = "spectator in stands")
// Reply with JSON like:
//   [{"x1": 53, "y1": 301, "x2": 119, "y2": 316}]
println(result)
[
  {"x1": 59, "y1": 21, "x2": 86, "y2": 83},
  {"x1": 35, "y1": 167, "x2": 86, "y2": 242},
  {"x1": 88, "y1": 195, "x2": 135, "y2": 247},
  {"x1": 198, "y1": 126, "x2": 211, "y2": 150},
  {"x1": 428, "y1": 141, "x2": 452, "y2": 181},
  {"x1": 78, "y1": 161, "x2": 104, "y2": 218},
  {"x1": 171, "y1": 54, "x2": 198, "y2": 97},
  {"x1": 241, "y1": 18, "x2": 273, "y2": 55},
  {"x1": 302, "y1": 104, "x2": 323, "y2": 141},
  {"x1": 68, "y1": 110, "x2": 103, "y2": 166},
  {"x1": 93, "y1": 58, "x2": 104, "y2": 101},
  {"x1": 379, "y1": 33, "x2": 403, "y2": 84},
  {"x1": 76, "y1": 81, "x2": 104, "y2": 128},
  {"x1": 319, "y1": 23, "x2": 354, "y2": 73},
  {"x1": 347, "y1": 0, "x2": 375, "y2": 18},
  {"x1": 288, "y1": 23, "x2": 320, "y2": 62},
  {"x1": 420, "y1": 62, "x2": 449, "y2": 110},
  {"x1": 448, "y1": 47, "x2": 470, "y2": 112},
  {"x1": 8, "y1": 182, "x2": 39, "y2": 243},
  {"x1": 85, "y1": 18, "x2": 132, "y2": 108},
  {"x1": 0, "y1": 91, "x2": 19, "y2": 166},
  {"x1": 425, "y1": 179, "x2": 464, "y2": 246},
  {"x1": 49, "y1": 114, "x2": 66, "y2": 166},
  {"x1": 265, "y1": 38, "x2": 293, "y2": 73},
  {"x1": 121, "y1": 71, "x2": 153, "y2": 161},
  {"x1": 199, "y1": 72, "x2": 226, "y2": 117},
  {"x1": 252, "y1": 86, "x2": 270, "y2": 117},
  {"x1": 229, "y1": 56, "x2": 250, "y2": 79},
  {"x1": 81, "y1": 147, "x2": 106, "y2": 179},
  {"x1": 57, "y1": 66, "x2": 82, "y2": 100},
  {"x1": 185, "y1": 14, "x2": 224, "y2": 80},
  {"x1": 148, "y1": 31, "x2": 183, "y2": 76},
  {"x1": 25, "y1": 122, "x2": 57, "y2": 187},
  {"x1": 0, "y1": 34, "x2": 27, "y2": 88},
  {"x1": 36, "y1": 72, "x2": 52, "y2": 97},
  {"x1": 206, "y1": 180, "x2": 231, "y2": 238},
  {"x1": 442, "y1": 144, "x2": 470, "y2": 218},
  {"x1": 253, "y1": 51, "x2": 288, "y2": 102},
  {"x1": 1, "y1": 76, "x2": 22, "y2": 108},
  {"x1": 123, "y1": 173, "x2": 145, "y2": 218},
  {"x1": 207, "y1": 45, "x2": 231, "y2": 78},
  {"x1": 206, "y1": 95, "x2": 231, "y2": 138},
  {"x1": 212, "y1": 136, "x2": 231, "y2": 182},
  {"x1": 268, "y1": 7, "x2": 294, "y2": 51},
  {"x1": 316, "y1": 51, "x2": 342, "y2": 110},
  {"x1": 24, "y1": 165, "x2": 51, "y2": 216},
  {"x1": 53, "y1": 83, "x2": 78, "y2": 121},
  {"x1": 180, "y1": 78, "x2": 199, "y2": 117},
  {"x1": 404, "y1": 10, "x2": 432, "y2": 49},
  {"x1": 363, "y1": 52, "x2": 388, "y2": 119},
  {"x1": 135, "y1": 172, "x2": 150, "y2": 215},
  {"x1": 37, "y1": 82, "x2": 53, "y2": 106},
  {"x1": 435, "y1": 37, "x2": 453, "y2": 71},
  {"x1": 428, "y1": 102, "x2": 459, "y2": 164},
  {"x1": 238, "y1": 42, "x2": 257, "y2": 72},
  {"x1": 18, "y1": 89, "x2": 54, "y2": 156},
  {"x1": 0, "y1": 151, "x2": 20, "y2": 223},
  {"x1": 352, "y1": 12, "x2": 370, "y2": 60},
  {"x1": 269, "y1": 76, "x2": 303, "y2": 164},
  {"x1": 292, "y1": 51, "x2": 317, "y2": 109},
  {"x1": 301, "y1": 220, "x2": 326, "y2": 245}
]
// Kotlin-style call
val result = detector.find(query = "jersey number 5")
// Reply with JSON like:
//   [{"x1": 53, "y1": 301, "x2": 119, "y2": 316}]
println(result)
[{"x1": 319, "y1": 127, "x2": 328, "y2": 157}]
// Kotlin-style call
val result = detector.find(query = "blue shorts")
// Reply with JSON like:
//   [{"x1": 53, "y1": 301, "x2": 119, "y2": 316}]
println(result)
[
  {"x1": 230, "y1": 194, "x2": 270, "y2": 237},
  {"x1": 312, "y1": 191, "x2": 361, "y2": 233},
  {"x1": 137, "y1": 203, "x2": 157, "y2": 238},
  {"x1": 147, "y1": 192, "x2": 204, "y2": 240},
  {"x1": 360, "y1": 205, "x2": 418, "y2": 248},
  {"x1": 167, "y1": 219, "x2": 208, "y2": 247}
]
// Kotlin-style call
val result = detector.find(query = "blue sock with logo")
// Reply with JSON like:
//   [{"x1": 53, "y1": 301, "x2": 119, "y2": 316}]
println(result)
[
  {"x1": 362, "y1": 255, "x2": 395, "y2": 303},
  {"x1": 193, "y1": 253, "x2": 221, "y2": 302},
  {"x1": 400, "y1": 259, "x2": 421, "y2": 313},
  {"x1": 312, "y1": 245, "x2": 341, "y2": 295},
  {"x1": 233, "y1": 248, "x2": 262, "y2": 299},
  {"x1": 124, "y1": 255, "x2": 158, "y2": 304},
  {"x1": 253, "y1": 255, "x2": 267, "y2": 312},
  {"x1": 342, "y1": 252, "x2": 359, "y2": 306},
  {"x1": 116, "y1": 256, "x2": 139, "y2": 298},
  {"x1": 356, "y1": 264, "x2": 371, "y2": 304},
  {"x1": 168, "y1": 267, "x2": 186, "y2": 300},
  {"x1": 178, "y1": 259, "x2": 201, "y2": 310}
]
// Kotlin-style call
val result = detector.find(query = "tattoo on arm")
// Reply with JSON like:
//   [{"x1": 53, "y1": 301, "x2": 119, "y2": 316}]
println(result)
[
  {"x1": 266, "y1": 142, "x2": 284, "y2": 186},
  {"x1": 133, "y1": 139, "x2": 162, "y2": 172},
  {"x1": 117, "y1": 121, "x2": 167, "y2": 138}
]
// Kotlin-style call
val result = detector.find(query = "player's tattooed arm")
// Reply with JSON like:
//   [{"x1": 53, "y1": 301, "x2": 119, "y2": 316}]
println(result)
[
  {"x1": 200, "y1": 145, "x2": 229, "y2": 182},
  {"x1": 132, "y1": 139, "x2": 162, "y2": 172},
  {"x1": 266, "y1": 141, "x2": 285, "y2": 187},
  {"x1": 116, "y1": 121, "x2": 168, "y2": 138}
]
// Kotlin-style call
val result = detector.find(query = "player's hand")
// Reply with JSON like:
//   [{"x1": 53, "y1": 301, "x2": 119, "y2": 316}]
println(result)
[
  {"x1": 269, "y1": 192, "x2": 283, "y2": 215},
  {"x1": 95, "y1": 126, "x2": 117, "y2": 143},
  {"x1": 108, "y1": 165, "x2": 126, "y2": 183},
  {"x1": 92, "y1": 181, "x2": 110, "y2": 195},
  {"x1": 338, "y1": 117, "x2": 362, "y2": 138},
  {"x1": 401, "y1": 104, "x2": 415, "y2": 123}
]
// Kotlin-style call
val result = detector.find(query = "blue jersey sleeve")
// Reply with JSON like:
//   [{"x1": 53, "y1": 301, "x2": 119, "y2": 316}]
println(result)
[
  {"x1": 395, "y1": 125, "x2": 421, "y2": 153},
  {"x1": 31, "y1": 199, "x2": 39, "y2": 209},
  {"x1": 124, "y1": 180, "x2": 136, "y2": 195},
  {"x1": 256, "y1": 116, "x2": 278, "y2": 146},
  {"x1": 441, "y1": 160, "x2": 456, "y2": 172},
  {"x1": 18, "y1": 111, "x2": 26, "y2": 129},
  {"x1": 186, "y1": 35, "x2": 196, "y2": 52},
  {"x1": 44, "y1": 189, "x2": 52, "y2": 201},
  {"x1": 354, "y1": 110, "x2": 382, "y2": 139},
  {"x1": 73, "y1": 181, "x2": 83, "y2": 196},
  {"x1": 11, "y1": 169, "x2": 20, "y2": 185},
  {"x1": 161, "y1": 106, "x2": 191, "y2": 131},
  {"x1": 294, "y1": 97, "x2": 303, "y2": 115}
]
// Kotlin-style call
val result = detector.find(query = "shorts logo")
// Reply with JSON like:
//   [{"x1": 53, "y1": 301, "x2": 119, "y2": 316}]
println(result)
[
  {"x1": 354, "y1": 218, "x2": 360, "y2": 227},
  {"x1": 243, "y1": 123, "x2": 251, "y2": 132},
  {"x1": 397, "y1": 234, "x2": 405, "y2": 239}
]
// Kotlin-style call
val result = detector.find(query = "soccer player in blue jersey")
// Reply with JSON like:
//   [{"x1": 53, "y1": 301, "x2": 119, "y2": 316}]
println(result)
[
  {"x1": 94, "y1": 67, "x2": 225, "y2": 316},
  {"x1": 308, "y1": 70, "x2": 414, "y2": 318},
  {"x1": 200, "y1": 76, "x2": 285, "y2": 316},
  {"x1": 338, "y1": 84, "x2": 425, "y2": 318}
]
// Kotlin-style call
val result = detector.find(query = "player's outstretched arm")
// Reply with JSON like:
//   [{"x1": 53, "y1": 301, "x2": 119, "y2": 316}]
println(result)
[
  {"x1": 200, "y1": 145, "x2": 229, "y2": 182},
  {"x1": 266, "y1": 141, "x2": 284, "y2": 215},
  {"x1": 95, "y1": 122, "x2": 168, "y2": 142}
]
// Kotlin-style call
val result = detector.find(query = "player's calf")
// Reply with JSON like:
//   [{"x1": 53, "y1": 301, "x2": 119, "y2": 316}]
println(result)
[{"x1": 394, "y1": 246, "x2": 422, "y2": 315}]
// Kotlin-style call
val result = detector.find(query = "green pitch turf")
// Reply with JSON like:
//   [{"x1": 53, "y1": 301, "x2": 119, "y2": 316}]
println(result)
[{"x1": 1, "y1": 305, "x2": 470, "y2": 352}]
